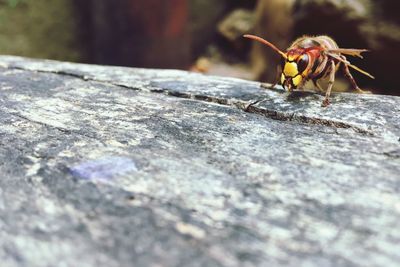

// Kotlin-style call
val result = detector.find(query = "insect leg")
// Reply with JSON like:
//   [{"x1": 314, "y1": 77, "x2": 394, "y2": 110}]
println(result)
[
  {"x1": 322, "y1": 60, "x2": 336, "y2": 107},
  {"x1": 342, "y1": 60, "x2": 371, "y2": 94},
  {"x1": 261, "y1": 65, "x2": 282, "y2": 90},
  {"x1": 312, "y1": 79, "x2": 324, "y2": 93},
  {"x1": 271, "y1": 65, "x2": 282, "y2": 89}
]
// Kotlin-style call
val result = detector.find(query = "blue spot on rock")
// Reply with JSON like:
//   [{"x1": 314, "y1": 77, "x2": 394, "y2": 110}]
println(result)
[{"x1": 70, "y1": 156, "x2": 137, "y2": 180}]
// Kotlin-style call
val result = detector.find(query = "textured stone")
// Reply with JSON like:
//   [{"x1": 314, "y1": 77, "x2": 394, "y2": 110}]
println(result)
[{"x1": 0, "y1": 56, "x2": 399, "y2": 267}]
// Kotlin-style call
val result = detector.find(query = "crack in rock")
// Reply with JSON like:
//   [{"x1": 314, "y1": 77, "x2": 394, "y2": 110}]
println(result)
[
  {"x1": 0, "y1": 63, "x2": 378, "y2": 136},
  {"x1": 151, "y1": 86, "x2": 373, "y2": 135}
]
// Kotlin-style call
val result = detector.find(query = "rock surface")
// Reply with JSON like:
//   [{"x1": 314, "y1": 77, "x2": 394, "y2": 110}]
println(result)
[{"x1": 0, "y1": 56, "x2": 399, "y2": 267}]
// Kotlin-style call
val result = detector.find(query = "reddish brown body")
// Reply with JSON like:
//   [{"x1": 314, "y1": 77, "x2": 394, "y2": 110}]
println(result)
[{"x1": 244, "y1": 34, "x2": 374, "y2": 106}]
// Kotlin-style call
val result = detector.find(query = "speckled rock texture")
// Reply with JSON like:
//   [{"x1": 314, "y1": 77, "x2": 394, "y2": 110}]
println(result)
[{"x1": 0, "y1": 56, "x2": 399, "y2": 267}]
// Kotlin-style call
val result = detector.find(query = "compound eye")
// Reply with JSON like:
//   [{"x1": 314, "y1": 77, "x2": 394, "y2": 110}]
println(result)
[{"x1": 297, "y1": 54, "x2": 309, "y2": 73}]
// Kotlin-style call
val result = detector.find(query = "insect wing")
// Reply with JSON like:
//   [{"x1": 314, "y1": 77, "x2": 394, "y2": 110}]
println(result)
[
  {"x1": 328, "y1": 48, "x2": 369, "y2": 59},
  {"x1": 328, "y1": 52, "x2": 375, "y2": 79}
]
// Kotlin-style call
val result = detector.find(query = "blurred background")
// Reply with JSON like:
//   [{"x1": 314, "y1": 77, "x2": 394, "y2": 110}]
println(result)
[{"x1": 0, "y1": 0, "x2": 399, "y2": 95}]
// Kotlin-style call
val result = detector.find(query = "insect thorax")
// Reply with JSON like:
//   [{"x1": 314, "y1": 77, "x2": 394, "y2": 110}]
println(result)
[{"x1": 290, "y1": 35, "x2": 339, "y2": 51}]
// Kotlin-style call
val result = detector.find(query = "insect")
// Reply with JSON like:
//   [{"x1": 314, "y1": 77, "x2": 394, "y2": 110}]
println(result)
[{"x1": 244, "y1": 34, "x2": 374, "y2": 106}]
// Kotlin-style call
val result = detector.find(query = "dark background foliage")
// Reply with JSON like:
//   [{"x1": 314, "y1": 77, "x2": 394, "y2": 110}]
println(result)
[{"x1": 0, "y1": 0, "x2": 399, "y2": 95}]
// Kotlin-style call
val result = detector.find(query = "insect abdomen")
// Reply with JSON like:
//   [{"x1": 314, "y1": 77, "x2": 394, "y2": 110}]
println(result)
[{"x1": 312, "y1": 36, "x2": 339, "y2": 50}]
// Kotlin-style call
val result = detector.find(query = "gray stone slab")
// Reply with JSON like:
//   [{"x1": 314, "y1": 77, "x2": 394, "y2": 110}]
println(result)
[{"x1": 0, "y1": 56, "x2": 399, "y2": 267}]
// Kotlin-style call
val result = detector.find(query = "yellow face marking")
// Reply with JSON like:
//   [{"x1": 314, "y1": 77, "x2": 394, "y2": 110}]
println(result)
[
  {"x1": 281, "y1": 73, "x2": 285, "y2": 84},
  {"x1": 288, "y1": 54, "x2": 296, "y2": 61},
  {"x1": 283, "y1": 62, "x2": 298, "y2": 77},
  {"x1": 292, "y1": 75, "x2": 302, "y2": 87}
]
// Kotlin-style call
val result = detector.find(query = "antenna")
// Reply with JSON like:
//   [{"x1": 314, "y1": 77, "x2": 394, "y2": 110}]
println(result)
[{"x1": 243, "y1": 34, "x2": 287, "y2": 59}]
